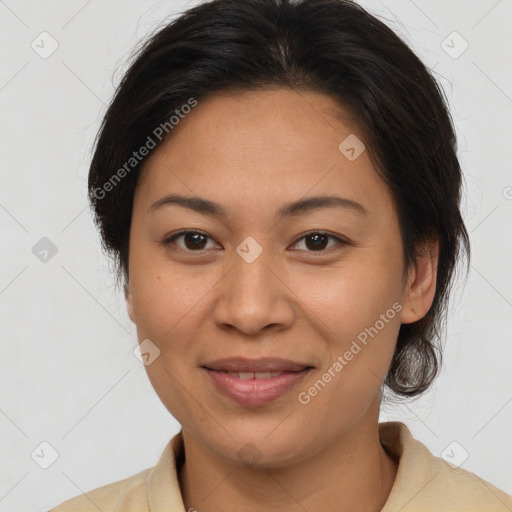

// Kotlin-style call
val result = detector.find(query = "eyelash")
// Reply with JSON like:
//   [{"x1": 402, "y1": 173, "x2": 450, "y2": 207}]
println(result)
[{"x1": 161, "y1": 230, "x2": 348, "y2": 255}]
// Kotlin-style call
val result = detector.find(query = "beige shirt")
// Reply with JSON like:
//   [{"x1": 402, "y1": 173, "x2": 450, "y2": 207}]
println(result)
[{"x1": 50, "y1": 421, "x2": 512, "y2": 511}]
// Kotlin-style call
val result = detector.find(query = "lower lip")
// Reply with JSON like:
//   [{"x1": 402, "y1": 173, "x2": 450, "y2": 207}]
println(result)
[{"x1": 204, "y1": 368, "x2": 312, "y2": 407}]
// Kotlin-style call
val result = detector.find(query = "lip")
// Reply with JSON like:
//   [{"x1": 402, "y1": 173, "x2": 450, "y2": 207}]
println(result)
[
  {"x1": 202, "y1": 357, "x2": 312, "y2": 373},
  {"x1": 202, "y1": 357, "x2": 314, "y2": 407}
]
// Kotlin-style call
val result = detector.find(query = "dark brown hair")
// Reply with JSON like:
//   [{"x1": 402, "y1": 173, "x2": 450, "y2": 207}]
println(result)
[{"x1": 88, "y1": 0, "x2": 470, "y2": 401}]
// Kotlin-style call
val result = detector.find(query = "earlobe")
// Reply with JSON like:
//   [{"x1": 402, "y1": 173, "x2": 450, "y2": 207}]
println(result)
[
  {"x1": 400, "y1": 237, "x2": 439, "y2": 325},
  {"x1": 125, "y1": 282, "x2": 136, "y2": 323}
]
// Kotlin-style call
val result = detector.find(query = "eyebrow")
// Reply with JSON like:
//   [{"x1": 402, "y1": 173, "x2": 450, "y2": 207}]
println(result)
[{"x1": 149, "y1": 193, "x2": 368, "y2": 220}]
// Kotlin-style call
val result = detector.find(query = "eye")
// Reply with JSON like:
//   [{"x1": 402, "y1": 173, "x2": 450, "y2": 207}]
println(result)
[
  {"x1": 162, "y1": 230, "x2": 220, "y2": 252},
  {"x1": 290, "y1": 231, "x2": 347, "y2": 253},
  {"x1": 161, "y1": 230, "x2": 347, "y2": 254}
]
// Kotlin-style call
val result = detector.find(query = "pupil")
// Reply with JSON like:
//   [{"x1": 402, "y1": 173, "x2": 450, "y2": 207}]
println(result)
[
  {"x1": 306, "y1": 234, "x2": 327, "y2": 251},
  {"x1": 185, "y1": 233, "x2": 206, "y2": 250}
]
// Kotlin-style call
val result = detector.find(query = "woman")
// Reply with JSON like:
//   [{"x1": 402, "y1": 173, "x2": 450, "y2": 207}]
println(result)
[{"x1": 50, "y1": 0, "x2": 511, "y2": 510}]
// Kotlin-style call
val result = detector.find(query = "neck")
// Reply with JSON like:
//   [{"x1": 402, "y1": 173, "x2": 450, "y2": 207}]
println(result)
[{"x1": 178, "y1": 407, "x2": 398, "y2": 511}]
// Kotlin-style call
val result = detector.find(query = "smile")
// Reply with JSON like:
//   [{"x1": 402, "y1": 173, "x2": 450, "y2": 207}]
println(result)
[{"x1": 204, "y1": 366, "x2": 313, "y2": 407}]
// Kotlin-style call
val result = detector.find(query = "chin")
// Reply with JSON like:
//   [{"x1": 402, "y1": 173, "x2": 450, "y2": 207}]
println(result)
[{"x1": 201, "y1": 423, "x2": 311, "y2": 469}]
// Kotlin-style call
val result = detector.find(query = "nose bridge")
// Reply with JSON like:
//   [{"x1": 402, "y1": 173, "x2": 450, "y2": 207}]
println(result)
[
  {"x1": 212, "y1": 234, "x2": 292, "y2": 333},
  {"x1": 230, "y1": 234, "x2": 276, "y2": 299}
]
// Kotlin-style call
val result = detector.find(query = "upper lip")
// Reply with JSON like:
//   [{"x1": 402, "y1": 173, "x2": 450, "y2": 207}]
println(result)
[{"x1": 203, "y1": 357, "x2": 313, "y2": 373}]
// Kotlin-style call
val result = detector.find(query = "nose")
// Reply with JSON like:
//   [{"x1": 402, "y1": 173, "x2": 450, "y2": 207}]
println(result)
[{"x1": 212, "y1": 241, "x2": 295, "y2": 337}]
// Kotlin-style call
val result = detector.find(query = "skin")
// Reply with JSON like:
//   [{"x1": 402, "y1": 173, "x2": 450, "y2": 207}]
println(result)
[{"x1": 125, "y1": 87, "x2": 439, "y2": 512}]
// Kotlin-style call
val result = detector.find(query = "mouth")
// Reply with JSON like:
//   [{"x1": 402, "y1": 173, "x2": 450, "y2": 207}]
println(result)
[
  {"x1": 202, "y1": 356, "x2": 314, "y2": 374},
  {"x1": 202, "y1": 357, "x2": 314, "y2": 406},
  {"x1": 207, "y1": 370, "x2": 298, "y2": 379}
]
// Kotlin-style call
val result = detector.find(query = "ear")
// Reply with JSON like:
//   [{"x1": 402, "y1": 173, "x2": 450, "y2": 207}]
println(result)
[
  {"x1": 400, "y1": 237, "x2": 439, "y2": 324},
  {"x1": 125, "y1": 282, "x2": 136, "y2": 323}
]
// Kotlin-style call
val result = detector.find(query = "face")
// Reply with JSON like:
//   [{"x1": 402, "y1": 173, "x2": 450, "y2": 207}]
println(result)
[{"x1": 125, "y1": 87, "x2": 435, "y2": 467}]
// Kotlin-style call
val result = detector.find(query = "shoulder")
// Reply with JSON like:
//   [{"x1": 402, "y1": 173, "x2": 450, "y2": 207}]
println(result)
[
  {"x1": 49, "y1": 466, "x2": 153, "y2": 512},
  {"x1": 49, "y1": 433, "x2": 184, "y2": 512},
  {"x1": 420, "y1": 453, "x2": 512, "y2": 510},
  {"x1": 380, "y1": 421, "x2": 512, "y2": 511}
]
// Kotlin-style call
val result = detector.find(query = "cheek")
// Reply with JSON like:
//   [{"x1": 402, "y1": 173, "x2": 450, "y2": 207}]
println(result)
[
  {"x1": 292, "y1": 250, "x2": 403, "y2": 383},
  {"x1": 131, "y1": 270, "x2": 204, "y2": 342},
  {"x1": 293, "y1": 269, "x2": 401, "y2": 422},
  {"x1": 293, "y1": 252, "x2": 402, "y2": 331},
  {"x1": 128, "y1": 264, "x2": 213, "y2": 425}
]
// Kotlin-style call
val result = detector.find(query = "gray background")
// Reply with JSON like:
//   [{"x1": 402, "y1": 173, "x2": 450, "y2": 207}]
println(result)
[{"x1": 0, "y1": 0, "x2": 511, "y2": 510}]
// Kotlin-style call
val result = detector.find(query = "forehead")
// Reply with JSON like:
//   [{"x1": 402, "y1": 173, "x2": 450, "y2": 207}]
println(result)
[
  {"x1": 135, "y1": 87, "x2": 394, "y2": 221},
  {"x1": 160, "y1": 87, "x2": 363, "y2": 156}
]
